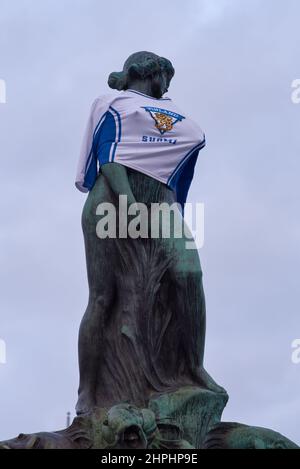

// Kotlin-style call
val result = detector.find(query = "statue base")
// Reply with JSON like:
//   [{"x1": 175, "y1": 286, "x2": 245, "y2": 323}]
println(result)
[
  {"x1": 1, "y1": 385, "x2": 298, "y2": 449},
  {"x1": 149, "y1": 386, "x2": 228, "y2": 448}
]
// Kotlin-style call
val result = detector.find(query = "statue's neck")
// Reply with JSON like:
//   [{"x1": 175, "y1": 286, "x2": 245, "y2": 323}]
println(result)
[{"x1": 127, "y1": 79, "x2": 159, "y2": 99}]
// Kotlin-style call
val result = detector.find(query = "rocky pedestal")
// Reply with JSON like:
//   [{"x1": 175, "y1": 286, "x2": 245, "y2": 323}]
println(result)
[{"x1": 0, "y1": 385, "x2": 298, "y2": 449}]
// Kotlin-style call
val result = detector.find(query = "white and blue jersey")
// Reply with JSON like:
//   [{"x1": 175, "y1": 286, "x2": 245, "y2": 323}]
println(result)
[{"x1": 75, "y1": 89, "x2": 206, "y2": 208}]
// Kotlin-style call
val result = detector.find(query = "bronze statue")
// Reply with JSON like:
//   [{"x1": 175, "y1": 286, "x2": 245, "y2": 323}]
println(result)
[
  {"x1": 1, "y1": 52, "x2": 298, "y2": 450},
  {"x1": 76, "y1": 51, "x2": 226, "y2": 416}
]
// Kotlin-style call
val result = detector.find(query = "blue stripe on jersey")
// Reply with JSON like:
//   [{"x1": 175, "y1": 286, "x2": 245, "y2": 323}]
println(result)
[
  {"x1": 167, "y1": 139, "x2": 206, "y2": 187},
  {"x1": 84, "y1": 111, "x2": 107, "y2": 175},
  {"x1": 83, "y1": 152, "x2": 98, "y2": 190},
  {"x1": 92, "y1": 111, "x2": 108, "y2": 160},
  {"x1": 109, "y1": 106, "x2": 122, "y2": 162},
  {"x1": 167, "y1": 138, "x2": 206, "y2": 211},
  {"x1": 95, "y1": 110, "x2": 116, "y2": 164},
  {"x1": 173, "y1": 149, "x2": 200, "y2": 212}
]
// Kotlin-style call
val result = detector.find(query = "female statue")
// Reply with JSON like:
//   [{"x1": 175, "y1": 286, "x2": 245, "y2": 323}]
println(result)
[
  {"x1": 1, "y1": 51, "x2": 296, "y2": 452},
  {"x1": 75, "y1": 51, "x2": 224, "y2": 415}
]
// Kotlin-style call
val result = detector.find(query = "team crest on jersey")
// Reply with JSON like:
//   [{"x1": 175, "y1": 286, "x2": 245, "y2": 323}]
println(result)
[{"x1": 142, "y1": 106, "x2": 185, "y2": 135}]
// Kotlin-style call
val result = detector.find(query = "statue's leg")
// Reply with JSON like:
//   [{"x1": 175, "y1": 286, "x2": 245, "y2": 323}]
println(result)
[
  {"x1": 76, "y1": 282, "x2": 115, "y2": 415},
  {"x1": 76, "y1": 177, "x2": 116, "y2": 415}
]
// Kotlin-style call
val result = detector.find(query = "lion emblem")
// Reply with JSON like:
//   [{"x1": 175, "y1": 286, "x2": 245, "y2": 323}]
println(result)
[
  {"x1": 154, "y1": 112, "x2": 174, "y2": 133},
  {"x1": 142, "y1": 106, "x2": 185, "y2": 135}
]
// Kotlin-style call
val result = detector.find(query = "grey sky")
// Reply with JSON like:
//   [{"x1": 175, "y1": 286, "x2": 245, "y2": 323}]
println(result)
[{"x1": 0, "y1": 0, "x2": 299, "y2": 443}]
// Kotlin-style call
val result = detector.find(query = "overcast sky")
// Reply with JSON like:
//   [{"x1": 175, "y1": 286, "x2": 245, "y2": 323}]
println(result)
[{"x1": 0, "y1": 0, "x2": 299, "y2": 444}]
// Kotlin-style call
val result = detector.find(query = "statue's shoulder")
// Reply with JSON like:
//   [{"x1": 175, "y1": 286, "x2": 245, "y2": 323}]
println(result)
[
  {"x1": 91, "y1": 93, "x2": 116, "y2": 112},
  {"x1": 87, "y1": 93, "x2": 120, "y2": 125}
]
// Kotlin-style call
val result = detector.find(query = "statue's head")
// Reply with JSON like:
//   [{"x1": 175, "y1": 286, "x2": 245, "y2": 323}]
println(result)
[{"x1": 108, "y1": 51, "x2": 175, "y2": 99}]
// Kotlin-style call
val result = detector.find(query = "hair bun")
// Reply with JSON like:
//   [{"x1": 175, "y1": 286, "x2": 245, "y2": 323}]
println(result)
[{"x1": 108, "y1": 71, "x2": 127, "y2": 91}]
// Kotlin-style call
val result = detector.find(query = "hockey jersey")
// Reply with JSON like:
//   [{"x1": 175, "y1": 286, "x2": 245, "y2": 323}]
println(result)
[{"x1": 75, "y1": 89, "x2": 205, "y2": 209}]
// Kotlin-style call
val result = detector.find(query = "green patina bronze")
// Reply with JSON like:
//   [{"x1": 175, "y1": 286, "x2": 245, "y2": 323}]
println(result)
[{"x1": 0, "y1": 52, "x2": 298, "y2": 450}]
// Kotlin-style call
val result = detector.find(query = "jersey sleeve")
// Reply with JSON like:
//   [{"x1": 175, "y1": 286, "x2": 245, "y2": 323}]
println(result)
[
  {"x1": 171, "y1": 133, "x2": 206, "y2": 213},
  {"x1": 75, "y1": 98, "x2": 108, "y2": 193}
]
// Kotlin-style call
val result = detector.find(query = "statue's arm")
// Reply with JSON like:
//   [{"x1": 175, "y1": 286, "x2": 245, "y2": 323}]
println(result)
[{"x1": 101, "y1": 163, "x2": 136, "y2": 205}]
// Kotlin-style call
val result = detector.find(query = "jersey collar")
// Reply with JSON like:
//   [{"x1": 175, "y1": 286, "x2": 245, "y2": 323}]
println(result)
[{"x1": 125, "y1": 89, "x2": 171, "y2": 101}]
